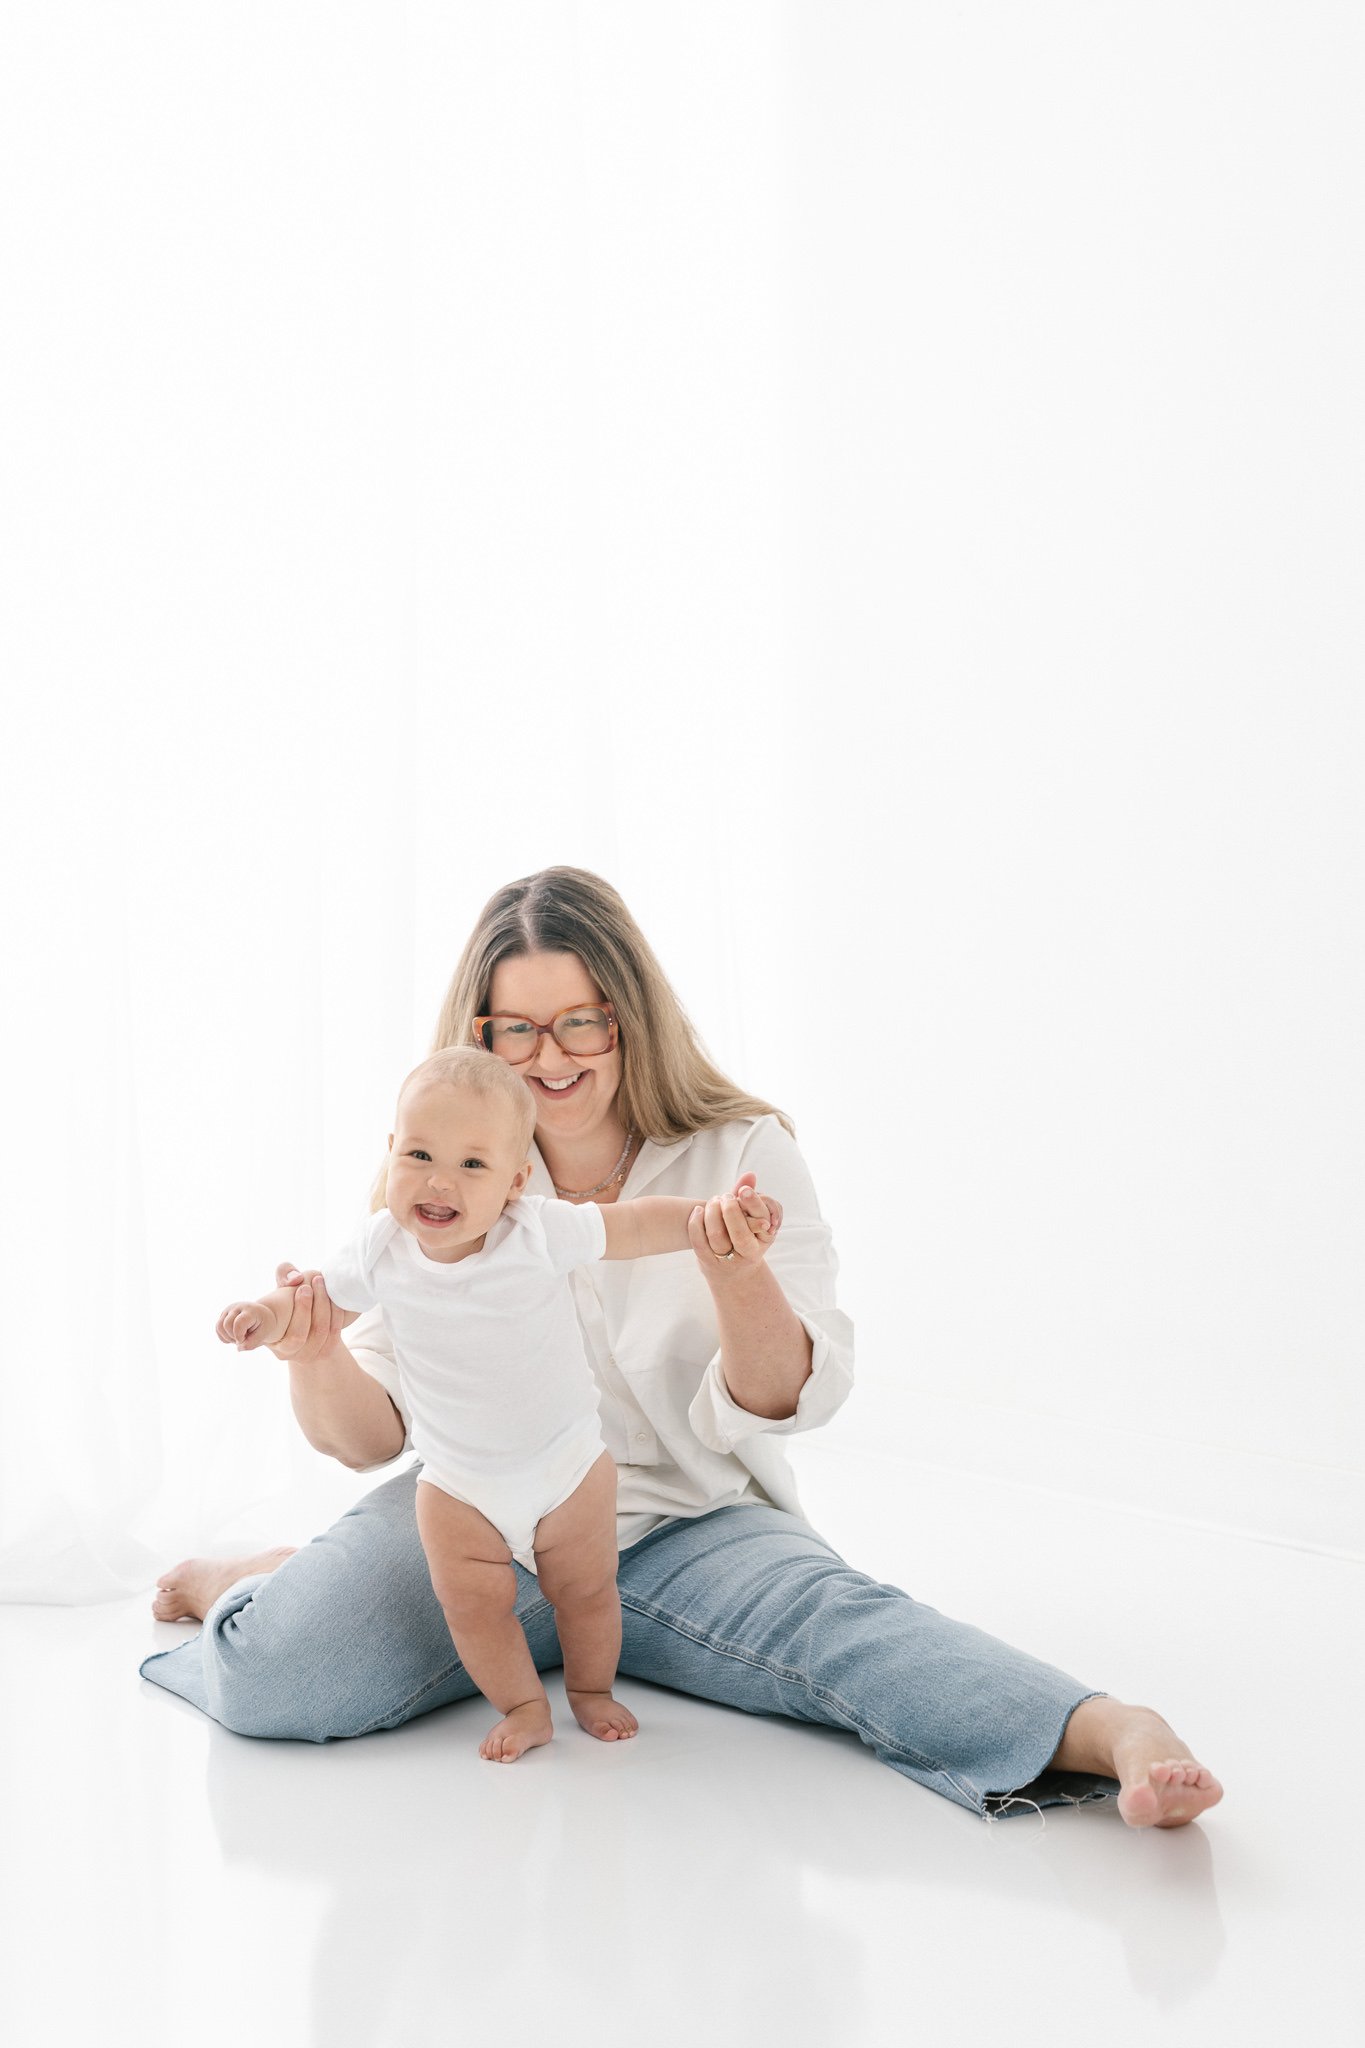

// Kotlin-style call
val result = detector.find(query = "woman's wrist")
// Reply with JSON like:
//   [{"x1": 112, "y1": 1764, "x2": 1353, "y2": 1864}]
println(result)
[
  {"x1": 284, "y1": 1334, "x2": 355, "y2": 1373},
  {"x1": 285, "y1": 1337, "x2": 404, "y2": 1466}
]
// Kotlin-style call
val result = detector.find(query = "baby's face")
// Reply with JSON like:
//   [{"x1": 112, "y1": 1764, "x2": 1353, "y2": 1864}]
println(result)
[{"x1": 387, "y1": 1081, "x2": 532, "y2": 1263}]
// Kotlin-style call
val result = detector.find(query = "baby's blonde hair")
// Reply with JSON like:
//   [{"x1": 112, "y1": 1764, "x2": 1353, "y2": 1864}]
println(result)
[{"x1": 397, "y1": 1045, "x2": 537, "y2": 1161}]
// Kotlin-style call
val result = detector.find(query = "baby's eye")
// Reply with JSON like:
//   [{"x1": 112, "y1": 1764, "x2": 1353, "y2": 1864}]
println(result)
[
  {"x1": 409, "y1": 1149, "x2": 432, "y2": 1162},
  {"x1": 462, "y1": 1159, "x2": 485, "y2": 1170}
]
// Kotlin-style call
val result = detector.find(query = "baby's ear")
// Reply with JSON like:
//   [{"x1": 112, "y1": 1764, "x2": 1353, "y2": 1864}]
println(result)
[{"x1": 387, "y1": 1133, "x2": 394, "y2": 1152}]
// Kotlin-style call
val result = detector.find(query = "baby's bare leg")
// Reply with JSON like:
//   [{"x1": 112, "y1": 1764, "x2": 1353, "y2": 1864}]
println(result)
[
  {"x1": 533, "y1": 1451, "x2": 638, "y2": 1742},
  {"x1": 414, "y1": 1481, "x2": 552, "y2": 1763}
]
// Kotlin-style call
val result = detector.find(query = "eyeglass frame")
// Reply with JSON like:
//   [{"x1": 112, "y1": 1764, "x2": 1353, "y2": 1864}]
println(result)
[{"x1": 471, "y1": 1002, "x2": 620, "y2": 1066}]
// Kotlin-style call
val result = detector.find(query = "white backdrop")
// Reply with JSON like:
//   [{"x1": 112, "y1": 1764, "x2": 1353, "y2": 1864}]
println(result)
[{"x1": 2, "y1": 2, "x2": 1361, "y2": 1601}]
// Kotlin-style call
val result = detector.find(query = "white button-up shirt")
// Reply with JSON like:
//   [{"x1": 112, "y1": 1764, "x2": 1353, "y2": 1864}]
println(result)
[{"x1": 343, "y1": 1114, "x2": 855, "y2": 1559}]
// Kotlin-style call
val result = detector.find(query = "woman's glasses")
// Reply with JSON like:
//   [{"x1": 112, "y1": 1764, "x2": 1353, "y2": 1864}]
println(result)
[{"x1": 472, "y1": 1004, "x2": 618, "y2": 1065}]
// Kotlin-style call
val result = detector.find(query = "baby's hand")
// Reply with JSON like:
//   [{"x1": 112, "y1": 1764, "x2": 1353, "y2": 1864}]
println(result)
[
  {"x1": 216, "y1": 1297, "x2": 286, "y2": 1351},
  {"x1": 687, "y1": 1171, "x2": 784, "y2": 1272}
]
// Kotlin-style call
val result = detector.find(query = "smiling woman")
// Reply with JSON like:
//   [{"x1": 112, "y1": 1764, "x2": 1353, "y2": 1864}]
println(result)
[{"x1": 141, "y1": 865, "x2": 1221, "y2": 1827}]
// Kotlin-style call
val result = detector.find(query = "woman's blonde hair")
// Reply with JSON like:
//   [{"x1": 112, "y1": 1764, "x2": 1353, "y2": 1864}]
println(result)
[{"x1": 371, "y1": 865, "x2": 793, "y2": 1211}]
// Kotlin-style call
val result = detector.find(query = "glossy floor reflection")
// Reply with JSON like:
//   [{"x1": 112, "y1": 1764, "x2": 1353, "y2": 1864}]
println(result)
[{"x1": 1, "y1": 1448, "x2": 1358, "y2": 2048}]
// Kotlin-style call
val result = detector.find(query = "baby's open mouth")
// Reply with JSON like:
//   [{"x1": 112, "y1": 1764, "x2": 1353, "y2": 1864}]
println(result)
[{"x1": 415, "y1": 1204, "x2": 459, "y2": 1224}]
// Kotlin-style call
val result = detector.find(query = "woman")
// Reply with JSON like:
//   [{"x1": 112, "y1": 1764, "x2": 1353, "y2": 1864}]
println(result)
[{"x1": 142, "y1": 866, "x2": 1222, "y2": 1827}]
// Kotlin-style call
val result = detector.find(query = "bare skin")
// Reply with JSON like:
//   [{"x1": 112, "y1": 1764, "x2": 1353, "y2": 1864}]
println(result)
[
  {"x1": 415, "y1": 1448, "x2": 637, "y2": 1763},
  {"x1": 151, "y1": 1547, "x2": 298, "y2": 1622},
  {"x1": 1047, "y1": 1695, "x2": 1224, "y2": 1828}
]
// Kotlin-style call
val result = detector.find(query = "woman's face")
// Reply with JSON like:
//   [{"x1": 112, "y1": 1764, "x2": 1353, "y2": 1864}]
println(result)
[{"x1": 485, "y1": 951, "x2": 626, "y2": 1143}]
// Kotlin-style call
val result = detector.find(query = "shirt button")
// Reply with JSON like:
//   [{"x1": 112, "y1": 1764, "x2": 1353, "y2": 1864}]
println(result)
[{"x1": 634, "y1": 1433, "x2": 648, "y2": 1444}]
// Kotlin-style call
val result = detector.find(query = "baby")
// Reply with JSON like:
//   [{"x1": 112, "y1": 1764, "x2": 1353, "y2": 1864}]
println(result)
[{"x1": 216, "y1": 1045, "x2": 783, "y2": 1764}]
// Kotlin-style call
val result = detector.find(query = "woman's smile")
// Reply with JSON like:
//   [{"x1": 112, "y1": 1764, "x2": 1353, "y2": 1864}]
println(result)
[{"x1": 531, "y1": 1070, "x2": 588, "y2": 1097}]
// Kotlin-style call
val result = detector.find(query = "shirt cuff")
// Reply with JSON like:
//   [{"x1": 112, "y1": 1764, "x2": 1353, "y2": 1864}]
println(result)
[{"x1": 686, "y1": 1311, "x2": 851, "y2": 1455}]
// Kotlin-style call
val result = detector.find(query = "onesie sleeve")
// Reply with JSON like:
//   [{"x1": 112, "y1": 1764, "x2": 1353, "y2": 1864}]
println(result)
[
  {"x1": 687, "y1": 1116, "x2": 855, "y2": 1453},
  {"x1": 321, "y1": 1210, "x2": 396, "y2": 1314},
  {"x1": 341, "y1": 1304, "x2": 415, "y2": 1469},
  {"x1": 533, "y1": 1195, "x2": 609, "y2": 1275}
]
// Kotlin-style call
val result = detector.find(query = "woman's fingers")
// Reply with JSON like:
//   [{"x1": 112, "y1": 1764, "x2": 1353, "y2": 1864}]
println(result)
[
  {"x1": 687, "y1": 1201, "x2": 727, "y2": 1264},
  {"x1": 692, "y1": 1177, "x2": 788, "y2": 1268},
  {"x1": 722, "y1": 1188, "x2": 766, "y2": 1256},
  {"x1": 267, "y1": 1278, "x2": 316, "y2": 1359},
  {"x1": 743, "y1": 1189, "x2": 781, "y2": 1237}
]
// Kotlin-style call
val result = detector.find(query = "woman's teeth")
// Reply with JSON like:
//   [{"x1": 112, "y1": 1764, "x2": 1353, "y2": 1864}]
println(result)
[{"x1": 536, "y1": 1072, "x2": 585, "y2": 1094}]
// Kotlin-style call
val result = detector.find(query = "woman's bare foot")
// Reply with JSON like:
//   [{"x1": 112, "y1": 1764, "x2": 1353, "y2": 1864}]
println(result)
[
  {"x1": 566, "y1": 1688, "x2": 639, "y2": 1742},
  {"x1": 151, "y1": 1547, "x2": 298, "y2": 1621},
  {"x1": 1111, "y1": 1708, "x2": 1224, "y2": 1828},
  {"x1": 481, "y1": 1698, "x2": 554, "y2": 1763},
  {"x1": 1055, "y1": 1697, "x2": 1224, "y2": 1829}
]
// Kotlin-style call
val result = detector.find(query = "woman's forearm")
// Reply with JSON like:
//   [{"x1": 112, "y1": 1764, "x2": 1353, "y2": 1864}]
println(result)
[
  {"x1": 287, "y1": 1341, "x2": 406, "y2": 1469},
  {"x1": 710, "y1": 1261, "x2": 814, "y2": 1421}
]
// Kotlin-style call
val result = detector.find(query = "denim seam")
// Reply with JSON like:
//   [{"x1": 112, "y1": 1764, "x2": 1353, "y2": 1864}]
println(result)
[
  {"x1": 620, "y1": 1594, "x2": 946, "y2": 1777},
  {"x1": 948, "y1": 1690, "x2": 1115, "y2": 1815},
  {"x1": 355, "y1": 1597, "x2": 558, "y2": 1735}
]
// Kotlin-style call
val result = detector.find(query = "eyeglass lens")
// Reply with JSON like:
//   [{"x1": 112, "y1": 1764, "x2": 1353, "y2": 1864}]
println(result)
[{"x1": 479, "y1": 1008, "x2": 612, "y2": 1064}]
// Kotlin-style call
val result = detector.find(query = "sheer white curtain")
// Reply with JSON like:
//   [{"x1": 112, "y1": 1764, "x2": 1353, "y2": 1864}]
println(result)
[
  {"x1": 0, "y1": 2, "x2": 817, "y2": 1600},
  {"x1": 3, "y1": 3, "x2": 1362, "y2": 1601}
]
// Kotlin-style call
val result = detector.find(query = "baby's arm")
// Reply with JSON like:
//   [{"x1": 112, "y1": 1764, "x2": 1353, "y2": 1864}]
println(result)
[
  {"x1": 216, "y1": 1282, "x2": 360, "y2": 1353},
  {"x1": 599, "y1": 1184, "x2": 779, "y2": 1262}
]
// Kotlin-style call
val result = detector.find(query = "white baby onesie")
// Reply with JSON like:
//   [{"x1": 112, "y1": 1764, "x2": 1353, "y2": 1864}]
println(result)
[{"x1": 322, "y1": 1194, "x2": 610, "y2": 1569}]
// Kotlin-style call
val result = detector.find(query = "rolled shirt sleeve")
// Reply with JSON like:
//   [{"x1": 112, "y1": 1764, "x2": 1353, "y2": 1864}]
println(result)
[{"x1": 686, "y1": 1116, "x2": 854, "y2": 1455}]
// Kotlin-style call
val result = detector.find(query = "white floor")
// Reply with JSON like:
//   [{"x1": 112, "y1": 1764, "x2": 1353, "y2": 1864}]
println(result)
[{"x1": 1, "y1": 1447, "x2": 1359, "y2": 2048}]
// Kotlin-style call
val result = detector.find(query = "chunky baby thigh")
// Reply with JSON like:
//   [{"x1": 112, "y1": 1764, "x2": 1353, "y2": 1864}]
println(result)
[
  {"x1": 415, "y1": 1475, "x2": 522, "y2": 1627},
  {"x1": 531, "y1": 1449, "x2": 620, "y2": 1608}
]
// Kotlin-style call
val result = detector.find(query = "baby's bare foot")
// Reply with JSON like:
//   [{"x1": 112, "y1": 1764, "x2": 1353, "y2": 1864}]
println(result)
[
  {"x1": 150, "y1": 1547, "x2": 298, "y2": 1622},
  {"x1": 481, "y1": 1699, "x2": 554, "y2": 1763},
  {"x1": 566, "y1": 1689, "x2": 639, "y2": 1742},
  {"x1": 1112, "y1": 1708, "x2": 1224, "y2": 1828}
]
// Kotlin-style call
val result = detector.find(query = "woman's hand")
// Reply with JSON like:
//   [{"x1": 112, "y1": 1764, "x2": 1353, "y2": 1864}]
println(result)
[
  {"x1": 262, "y1": 1263, "x2": 351, "y2": 1365},
  {"x1": 687, "y1": 1172, "x2": 783, "y2": 1277}
]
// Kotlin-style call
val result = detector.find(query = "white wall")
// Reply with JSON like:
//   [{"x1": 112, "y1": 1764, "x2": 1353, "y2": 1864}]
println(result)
[{"x1": 1, "y1": 3, "x2": 1360, "y2": 1597}]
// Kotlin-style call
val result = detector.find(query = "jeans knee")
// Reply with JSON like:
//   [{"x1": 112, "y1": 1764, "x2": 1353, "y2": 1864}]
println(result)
[{"x1": 202, "y1": 1600, "x2": 369, "y2": 1742}]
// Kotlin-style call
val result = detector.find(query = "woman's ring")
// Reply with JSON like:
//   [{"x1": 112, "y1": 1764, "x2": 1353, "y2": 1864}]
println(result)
[{"x1": 714, "y1": 1249, "x2": 737, "y2": 1262}]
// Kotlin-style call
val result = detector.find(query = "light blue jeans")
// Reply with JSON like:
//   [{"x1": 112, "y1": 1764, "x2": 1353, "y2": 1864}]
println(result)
[{"x1": 139, "y1": 1462, "x2": 1121, "y2": 1821}]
